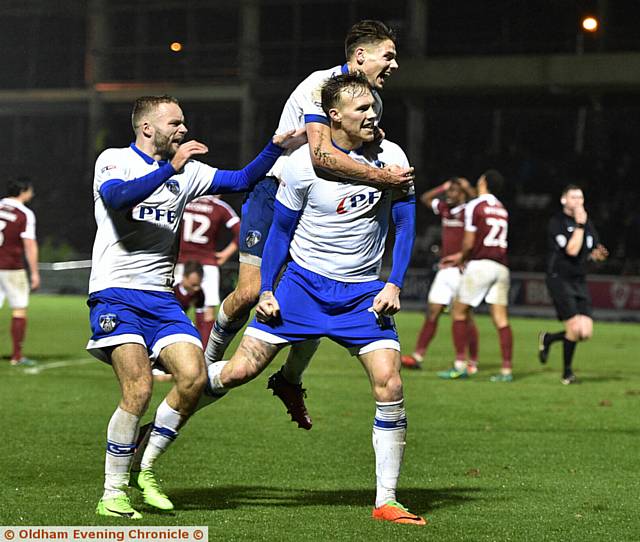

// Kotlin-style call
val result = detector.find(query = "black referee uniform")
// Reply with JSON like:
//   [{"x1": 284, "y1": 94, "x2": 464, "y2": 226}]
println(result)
[
  {"x1": 546, "y1": 212, "x2": 599, "y2": 321},
  {"x1": 538, "y1": 212, "x2": 600, "y2": 384}
]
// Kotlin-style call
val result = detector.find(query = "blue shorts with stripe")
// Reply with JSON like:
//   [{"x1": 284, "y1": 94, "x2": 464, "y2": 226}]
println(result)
[
  {"x1": 245, "y1": 262, "x2": 400, "y2": 355},
  {"x1": 239, "y1": 176, "x2": 278, "y2": 264},
  {"x1": 86, "y1": 287, "x2": 202, "y2": 363}
]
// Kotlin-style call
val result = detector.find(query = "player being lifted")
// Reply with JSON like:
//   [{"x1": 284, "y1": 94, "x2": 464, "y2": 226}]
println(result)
[
  {"x1": 440, "y1": 170, "x2": 514, "y2": 382},
  {"x1": 400, "y1": 177, "x2": 480, "y2": 373},
  {"x1": 202, "y1": 73, "x2": 425, "y2": 526},
  {"x1": 86, "y1": 94, "x2": 305, "y2": 519},
  {"x1": 205, "y1": 20, "x2": 413, "y2": 430}
]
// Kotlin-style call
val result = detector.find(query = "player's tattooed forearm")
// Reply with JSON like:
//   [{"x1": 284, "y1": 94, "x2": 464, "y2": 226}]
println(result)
[{"x1": 313, "y1": 145, "x2": 338, "y2": 168}]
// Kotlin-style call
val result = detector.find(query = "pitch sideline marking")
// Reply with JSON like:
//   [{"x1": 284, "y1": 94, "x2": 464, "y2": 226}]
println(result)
[{"x1": 22, "y1": 358, "x2": 94, "y2": 375}]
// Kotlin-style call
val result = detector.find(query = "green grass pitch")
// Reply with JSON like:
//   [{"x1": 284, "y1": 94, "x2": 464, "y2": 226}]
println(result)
[{"x1": 1, "y1": 295, "x2": 639, "y2": 541}]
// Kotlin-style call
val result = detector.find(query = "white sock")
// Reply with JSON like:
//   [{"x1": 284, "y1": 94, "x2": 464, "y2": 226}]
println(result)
[
  {"x1": 372, "y1": 400, "x2": 407, "y2": 508},
  {"x1": 281, "y1": 339, "x2": 320, "y2": 384},
  {"x1": 194, "y1": 361, "x2": 230, "y2": 412},
  {"x1": 454, "y1": 359, "x2": 467, "y2": 372},
  {"x1": 205, "y1": 301, "x2": 248, "y2": 364},
  {"x1": 104, "y1": 407, "x2": 140, "y2": 499},
  {"x1": 140, "y1": 400, "x2": 182, "y2": 470}
]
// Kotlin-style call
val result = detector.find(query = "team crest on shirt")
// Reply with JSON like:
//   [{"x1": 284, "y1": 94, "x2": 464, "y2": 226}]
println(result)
[
  {"x1": 245, "y1": 230, "x2": 262, "y2": 248},
  {"x1": 165, "y1": 179, "x2": 180, "y2": 195},
  {"x1": 99, "y1": 313, "x2": 118, "y2": 333}
]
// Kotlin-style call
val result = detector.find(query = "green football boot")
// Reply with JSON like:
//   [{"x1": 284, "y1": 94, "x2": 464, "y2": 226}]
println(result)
[
  {"x1": 437, "y1": 368, "x2": 468, "y2": 380},
  {"x1": 96, "y1": 494, "x2": 142, "y2": 519},
  {"x1": 130, "y1": 468, "x2": 174, "y2": 511},
  {"x1": 489, "y1": 373, "x2": 513, "y2": 383}
]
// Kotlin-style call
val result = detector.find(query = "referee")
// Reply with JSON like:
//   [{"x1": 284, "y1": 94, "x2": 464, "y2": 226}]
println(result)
[{"x1": 538, "y1": 185, "x2": 608, "y2": 384}]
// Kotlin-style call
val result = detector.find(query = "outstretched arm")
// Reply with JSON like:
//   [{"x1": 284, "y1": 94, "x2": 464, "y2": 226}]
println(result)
[
  {"x1": 210, "y1": 129, "x2": 307, "y2": 195},
  {"x1": 307, "y1": 122, "x2": 414, "y2": 188}
]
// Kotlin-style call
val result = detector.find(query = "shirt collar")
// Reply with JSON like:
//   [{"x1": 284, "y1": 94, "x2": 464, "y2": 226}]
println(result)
[
  {"x1": 130, "y1": 143, "x2": 156, "y2": 165},
  {"x1": 331, "y1": 139, "x2": 365, "y2": 155}
]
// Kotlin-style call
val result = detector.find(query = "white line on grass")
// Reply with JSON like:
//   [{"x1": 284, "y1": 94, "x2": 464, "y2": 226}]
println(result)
[{"x1": 22, "y1": 358, "x2": 95, "y2": 375}]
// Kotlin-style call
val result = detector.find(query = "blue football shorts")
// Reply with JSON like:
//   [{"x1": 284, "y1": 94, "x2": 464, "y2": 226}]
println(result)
[
  {"x1": 239, "y1": 176, "x2": 278, "y2": 266},
  {"x1": 86, "y1": 287, "x2": 202, "y2": 363},
  {"x1": 245, "y1": 262, "x2": 400, "y2": 356}
]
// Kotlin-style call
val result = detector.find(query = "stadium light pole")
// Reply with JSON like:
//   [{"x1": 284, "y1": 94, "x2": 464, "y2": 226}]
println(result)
[{"x1": 576, "y1": 15, "x2": 599, "y2": 55}]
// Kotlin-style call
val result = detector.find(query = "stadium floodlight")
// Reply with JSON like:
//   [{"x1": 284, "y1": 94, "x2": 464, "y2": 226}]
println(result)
[
  {"x1": 170, "y1": 41, "x2": 183, "y2": 52},
  {"x1": 581, "y1": 16, "x2": 598, "y2": 33}
]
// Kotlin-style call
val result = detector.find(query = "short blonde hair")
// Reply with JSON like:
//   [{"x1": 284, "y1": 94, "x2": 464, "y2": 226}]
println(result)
[{"x1": 131, "y1": 95, "x2": 179, "y2": 131}]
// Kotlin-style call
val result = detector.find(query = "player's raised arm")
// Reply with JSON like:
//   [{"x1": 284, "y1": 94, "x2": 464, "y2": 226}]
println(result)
[
  {"x1": 209, "y1": 129, "x2": 306, "y2": 195},
  {"x1": 419, "y1": 180, "x2": 452, "y2": 209},
  {"x1": 307, "y1": 122, "x2": 413, "y2": 188}
]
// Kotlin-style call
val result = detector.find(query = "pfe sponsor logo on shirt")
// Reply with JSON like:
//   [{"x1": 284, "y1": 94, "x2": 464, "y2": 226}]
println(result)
[
  {"x1": 134, "y1": 206, "x2": 178, "y2": 224},
  {"x1": 336, "y1": 191, "x2": 382, "y2": 214}
]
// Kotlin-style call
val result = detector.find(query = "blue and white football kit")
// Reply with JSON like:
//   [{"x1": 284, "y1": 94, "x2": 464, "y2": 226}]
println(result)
[
  {"x1": 87, "y1": 141, "x2": 284, "y2": 363},
  {"x1": 239, "y1": 63, "x2": 383, "y2": 265},
  {"x1": 245, "y1": 140, "x2": 415, "y2": 355}
]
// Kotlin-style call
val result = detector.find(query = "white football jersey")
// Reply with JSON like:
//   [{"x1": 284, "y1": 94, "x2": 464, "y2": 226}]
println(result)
[
  {"x1": 89, "y1": 145, "x2": 216, "y2": 294},
  {"x1": 267, "y1": 63, "x2": 383, "y2": 179},
  {"x1": 277, "y1": 141, "x2": 413, "y2": 282}
]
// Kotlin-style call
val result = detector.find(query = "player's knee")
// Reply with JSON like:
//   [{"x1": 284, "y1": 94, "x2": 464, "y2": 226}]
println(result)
[
  {"x1": 234, "y1": 284, "x2": 260, "y2": 311},
  {"x1": 122, "y1": 381, "x2": 153, "y2": 414},
  {"x1": 578, "y1": 327, "x2": 593, "y2": 341},
  {"x1": 563, "y1": 318, "x2": 577, "y2": 339},
  {"x1": 374, "y1": 371, "x2": 403, "y2": 402},
  {"x1": 222, "y1": 359, "x2": 258, "y2": 387},
  {"x1": 177, "y1": 366, "x2": 208, "y2": 397}
]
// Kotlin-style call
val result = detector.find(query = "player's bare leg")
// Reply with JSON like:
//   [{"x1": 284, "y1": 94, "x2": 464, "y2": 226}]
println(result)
[
  {"x1": 205, "y1": 262, "x2": 259, "y2": 364},
  {"x1": 358, "y1": 348, "x2": 426, "y2": 525},
  {"x1": 488, "y1": 303, "x2": 513, "y2": 382},
  {"x1": 130, "y1": 342, "x2": 207, "y2": 511},
  {"x1": 219, "y1": 335, "x2": 283, "y2": 387},
  {"x1": 97, "y1": 344, "x2": 152, "y2": 519}
]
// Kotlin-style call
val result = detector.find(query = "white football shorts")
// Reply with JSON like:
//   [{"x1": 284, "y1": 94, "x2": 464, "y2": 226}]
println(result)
[
  {"x1": 458, "y1": 259, "x2": 510, "y2": 308},
  {"x1": 428, "y1": 266, "x2": 462, "y2": 306},
  {"x1": 0, "y1": 269, "x2": 30, "y2": 309}
]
